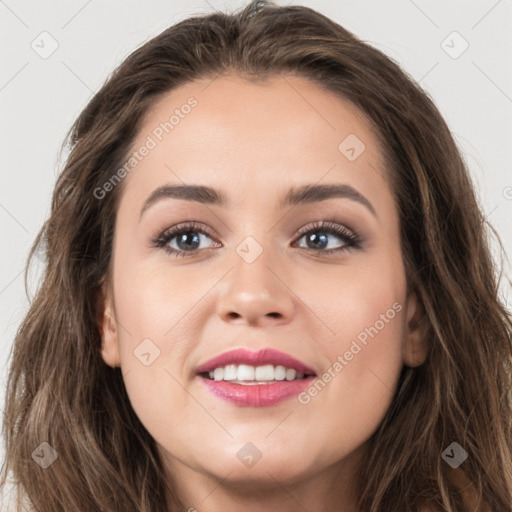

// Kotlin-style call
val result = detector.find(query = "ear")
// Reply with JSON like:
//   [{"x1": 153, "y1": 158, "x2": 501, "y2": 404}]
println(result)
[
  {"x1": 402, "y1": 289, "x2": 429, "y2": 368},
  {"x1": 96, "y1": 280, "x2": 121, "y2": 368}
]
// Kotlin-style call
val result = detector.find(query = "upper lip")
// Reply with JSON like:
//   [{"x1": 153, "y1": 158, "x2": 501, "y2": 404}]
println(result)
[{"x1": 196, "y1": 348, "x2": 317, "y2": 375}]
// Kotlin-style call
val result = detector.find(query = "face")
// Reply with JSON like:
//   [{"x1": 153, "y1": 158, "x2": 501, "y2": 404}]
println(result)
[{"x1": 99, "y1": 74, "x2": 428, "y2": 499}]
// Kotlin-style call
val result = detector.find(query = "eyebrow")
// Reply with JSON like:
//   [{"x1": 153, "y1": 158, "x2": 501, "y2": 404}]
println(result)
[{"x1": 139, "y1": 182, "x2": 377, "y2": 219}]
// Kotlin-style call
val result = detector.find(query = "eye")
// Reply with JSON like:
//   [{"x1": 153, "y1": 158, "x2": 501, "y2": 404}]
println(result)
[
  {"x1": 152, "y1": 221, "x2": 220, "y2": 258},
  {"x1": 292, "y1": 220, "x2": 360, "y2": 256},
  {"x1": 151, "y1": 220, "x2": 361, "y2": 258}
]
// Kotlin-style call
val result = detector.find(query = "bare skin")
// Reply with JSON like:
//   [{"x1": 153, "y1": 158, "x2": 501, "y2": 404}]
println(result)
[{"x1": 98, "y1": 73, "x2": 429, "y2": 511}]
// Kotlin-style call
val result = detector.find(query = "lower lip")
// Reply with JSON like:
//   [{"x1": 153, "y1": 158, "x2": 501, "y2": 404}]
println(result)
[{"x1": 197, "y1": 375, "x2": 316, "y2": 407}]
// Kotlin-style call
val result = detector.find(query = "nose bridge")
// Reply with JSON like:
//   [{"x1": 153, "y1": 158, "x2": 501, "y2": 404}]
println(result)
[{"x1": 215, "y1": 229, "x2": 295, "y2": 326}]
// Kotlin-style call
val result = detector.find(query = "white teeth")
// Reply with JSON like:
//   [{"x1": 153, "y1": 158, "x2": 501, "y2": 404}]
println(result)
[
  {"x1": 255, "y1": 364, "x2": 274, "y2": 381},
  {"x1": 274, "y1": 365, "x2": 286, "y2": 380},
  {"x1": 204, "y1": 364, "x2": 309, "y2": 382},
  {"x1": 237, "y1": 364, "x2": 255, "y2": 380},
  {"x1": 286, "y1": 368, "x2": 297, "y2": 381},
  {"x1": 223, "y1": 364, "x2": 237, "y2": 380}
]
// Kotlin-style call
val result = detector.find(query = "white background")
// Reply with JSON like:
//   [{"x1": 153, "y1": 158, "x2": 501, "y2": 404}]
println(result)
[{"x1": 1, "y1": 0, "x2": 511, "y2": 493}]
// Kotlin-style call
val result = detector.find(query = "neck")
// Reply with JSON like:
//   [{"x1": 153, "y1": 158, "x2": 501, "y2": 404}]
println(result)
[{"x1": 162, "y1": 444, "x2": 365, "y2": 512}]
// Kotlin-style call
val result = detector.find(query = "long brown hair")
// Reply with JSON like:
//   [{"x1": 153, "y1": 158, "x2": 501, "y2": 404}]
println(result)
[{"x1": 2, "y1": 1, "x2": 511, "y2": 510}]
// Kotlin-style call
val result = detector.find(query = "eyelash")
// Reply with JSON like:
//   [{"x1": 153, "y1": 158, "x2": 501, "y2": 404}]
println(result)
[{"x1": 151, "y1": 220, "x2": 361, "y2": 258}]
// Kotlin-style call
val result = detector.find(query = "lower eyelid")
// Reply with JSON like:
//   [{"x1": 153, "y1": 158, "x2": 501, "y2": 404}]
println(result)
[
  {"x1": 153, "y1": 220, "x2": 360, "y2": 255},
  {"x1": 162, "y1": 232, "x2": 356, "y2": 257}
]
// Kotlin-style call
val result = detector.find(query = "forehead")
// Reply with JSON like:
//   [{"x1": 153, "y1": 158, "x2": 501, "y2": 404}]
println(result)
[{"x1": 118, "y1": 73, "x2": 390, "y2": 214}]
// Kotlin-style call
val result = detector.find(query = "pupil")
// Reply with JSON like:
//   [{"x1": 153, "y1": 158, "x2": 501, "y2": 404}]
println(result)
[
  {"x1": 308, "y1": 232, "x2": 327, "y2": 249},
  {"x1": 178, "y1": 232, "x2": 200, "y2": 250}
]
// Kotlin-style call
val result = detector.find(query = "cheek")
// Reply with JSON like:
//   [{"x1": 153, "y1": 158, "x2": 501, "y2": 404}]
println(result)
[
  {"x1": 114, "y1": 252, "x2": 214, "y2": 439},
  {"x1": 298, "y1": 245, "x2": 406, "y2": 357},
  {"x1": 301, "y1": 250, "x2": 406, "y2": 412},
  {"x1": 324, "y1": 294, "x2": 405, "y2": 411},
  {"x1": 323, "y1": 274, "x2": 405, "y2": 365},
  {"x1": 114, "y1": 250, "x2": 206, "y2": 347}
]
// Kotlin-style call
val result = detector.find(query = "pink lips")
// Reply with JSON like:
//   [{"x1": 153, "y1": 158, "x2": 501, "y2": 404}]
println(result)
[
  {"x1": 195, "y1": 347, "x2": 316, "y2": 375},
  {"x1": 195, "y1": 348, "x2": 317, "y2": 407}
]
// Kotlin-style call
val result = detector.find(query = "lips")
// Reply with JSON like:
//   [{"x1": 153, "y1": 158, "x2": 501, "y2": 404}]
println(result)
[
  {"x1": 195, "y1": 347, "x2": 317, "y2": 375},
  {"x1": 195, "y1": 347, "x2": 318, "y2": 407},
  {"x1": 199, "y1": 377, "x2": 315, "y2": 407}
]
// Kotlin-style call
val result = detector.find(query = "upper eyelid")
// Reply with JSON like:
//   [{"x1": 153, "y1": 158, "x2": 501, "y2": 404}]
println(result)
[
  {"x1": 153, "y1": 221, "x2": 361, "y2": 259},
  {"x1": 159, "y1": 220, "x2": 356, "y2": 244}
]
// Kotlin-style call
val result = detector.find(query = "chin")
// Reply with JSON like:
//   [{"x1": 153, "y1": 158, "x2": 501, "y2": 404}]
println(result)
[{"x1": 200, "y1": 447, "x2": 314, "y2": 486}]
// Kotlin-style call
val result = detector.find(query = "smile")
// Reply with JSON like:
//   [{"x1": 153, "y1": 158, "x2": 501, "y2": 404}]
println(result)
[{"x1": 195, "y1": 348, "x2": 318, "y2": 407}]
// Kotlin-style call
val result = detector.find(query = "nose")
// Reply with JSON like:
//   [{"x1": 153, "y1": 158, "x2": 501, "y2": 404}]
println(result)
[{"x1": 216, "y1": 246, "x2": 295, "y2": 327}]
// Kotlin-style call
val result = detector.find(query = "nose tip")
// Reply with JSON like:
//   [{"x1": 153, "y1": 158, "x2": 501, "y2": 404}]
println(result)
[{"x1": 217, "y1": 268, "x2": 294, "y2": 327}]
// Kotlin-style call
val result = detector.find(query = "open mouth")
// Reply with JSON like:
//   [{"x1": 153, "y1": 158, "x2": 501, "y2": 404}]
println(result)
[
  {"x1": 195, "y1": 348, "x2": 318, "y2": 405},
  {"x1": 199, "y1": 363, "x2": 316, "y2": 384},
  {"x1": 197, "y1": 369, "x2": 317, "y2": 407}
]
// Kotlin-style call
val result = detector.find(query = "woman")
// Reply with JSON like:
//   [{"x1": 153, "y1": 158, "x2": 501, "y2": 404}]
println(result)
[{"x1": 2, "y1": 1, "x2": 511, "y2": 510}]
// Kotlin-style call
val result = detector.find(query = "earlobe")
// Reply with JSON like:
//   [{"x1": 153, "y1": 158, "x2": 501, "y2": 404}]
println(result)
[
  {"x1": 96, "y1": 281, "x2": 121, "y2": 368},
  {"x1": 402, "y1": 290, "x2": 430, "y2": 368}
]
